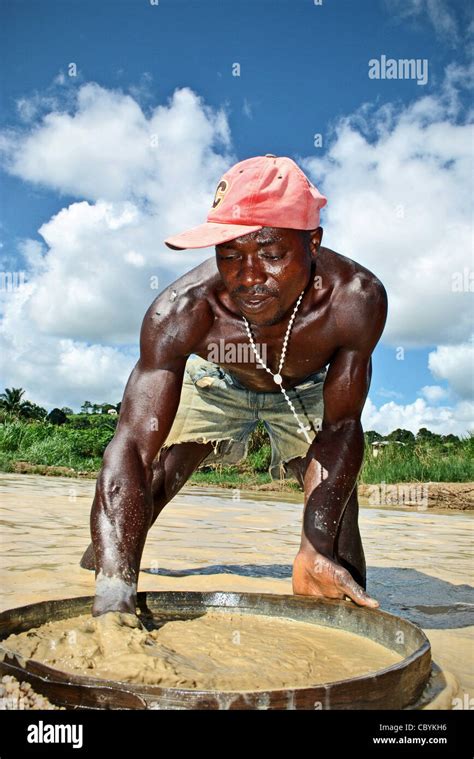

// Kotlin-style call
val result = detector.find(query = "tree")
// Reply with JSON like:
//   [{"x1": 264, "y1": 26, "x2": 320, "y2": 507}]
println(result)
[
  {"x1": 387, "y1": 428, "x2": 415, "y2": 444},
  {"x1": 417, "y1": 427, "x2": 434, "y2": 440},
  {"x1": 365, "y1": 430, "x2": 383, "y2": 444},
  {"x1": 442, "y1": 434, "x2": 460, "y2": 444},
  {"x1": 81, "y1": 401, "x2": 92, "y2": 414},
  {"x1": 20, "y1": 401, "x2": 47, "y2": 420},
  {"x1": 47, "y1": 408, "x2": 68, "y2": 425},
  {"x1": 0, "y1": 387, "x2": 27, "y2": 415},
  {"x1": 61, "y1": 407, "x2": 73, "y2": 415},
  {"x1": 416, "y1": 427, "x2": 442, "y2": 444},
  {"x1": 0, "y1": 388, "x2": 46, "y2": 420}
]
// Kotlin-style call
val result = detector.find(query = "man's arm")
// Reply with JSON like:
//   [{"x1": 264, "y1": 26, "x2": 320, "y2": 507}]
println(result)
[
  {"x1": 91, "y1": 291, "x2": 212, "y2": 617},
  {"x1": 301, "y1": 347, "x2": 372, "y2": 556},
  {"x1": 293, "y1": 275, "x2": 387, "y2": 606}
]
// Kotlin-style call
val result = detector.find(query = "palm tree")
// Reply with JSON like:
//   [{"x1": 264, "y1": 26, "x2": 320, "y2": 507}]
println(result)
[
  {"x1": 0, "y1": 387, "x2": 27, "y2": 415},
  {"x1": 0, "y1": 388, "x2": 46, "y2": 420}
]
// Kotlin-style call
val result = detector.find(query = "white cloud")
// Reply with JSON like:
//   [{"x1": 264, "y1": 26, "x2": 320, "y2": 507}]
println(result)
[
  {"x1": 386, "y1": 0, "x2": 460, "y2": 44},
  {"x1": 18, "y1": 200, "x2": 157, "y2": 343},
  {"x1": 242, "y1": 99, "x2": 253, "y2": 119},
  {"x1": 1, "y1": 83, "x2": 232, "y2": 204},
  {"x1": 55, "y1": 340, "x2": 133, "y2": 401},
  {"x1": 302, "y1": 70, "x2": 473, "y2": 349},
  {"x1": 363, "y1": 396, "x2": 473, "y2": 436},
  {"x1": 13, "y1": 70, "x2": 76, "y2": 125},
  {"x1": 0, "y1": 278, "x2": 134, "y2": 409},
  {"x1": 301, "y1": 64, "x2": 473, "y2": 423},
  {"x1": 0, "y1": 83, "x2": 234, "y2": 408},
  {"x1": 420, "y1": 384, "x2": 448, "y2": 403},
  {"x1": 124, "y1": 250, "x2": 145, "y2": 267},
  {"x1": 0, "y1": 74, "x2": 472, "y2": 433},
  {"x1": 376, "y1": 388, "x2": 404, "y2": 400},
  {"x1": 428, "y1": 341, "x2": 474, "y2": 399}
]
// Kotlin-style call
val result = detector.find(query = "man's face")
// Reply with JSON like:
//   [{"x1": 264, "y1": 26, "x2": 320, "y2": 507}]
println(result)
[{"x1": 216, "y1": 227, "x2": 317, "y2": 326}]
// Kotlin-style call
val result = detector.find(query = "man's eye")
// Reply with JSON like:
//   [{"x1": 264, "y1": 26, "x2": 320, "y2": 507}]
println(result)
[{"x1": 262, "y1": 254, "x2": 282, "y2": 260}]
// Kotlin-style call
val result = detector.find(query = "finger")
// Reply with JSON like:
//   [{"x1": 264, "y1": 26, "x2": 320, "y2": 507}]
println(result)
[
  {"x1": 339, "y1": 573, "x2": 379, "y2": 608},
  {"x1": 118, "y1": 612, "x2": 145, "y2": 629}
]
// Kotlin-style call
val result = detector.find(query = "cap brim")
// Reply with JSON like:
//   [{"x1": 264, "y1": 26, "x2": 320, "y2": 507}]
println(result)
[{"x1": 164, "y1": 222, "x2": 263, "y2": 250}]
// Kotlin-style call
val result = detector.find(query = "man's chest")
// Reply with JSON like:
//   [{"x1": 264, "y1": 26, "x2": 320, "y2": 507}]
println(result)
[{"x1": 192, "y1": 311, "x2": 335, "y2": 391}]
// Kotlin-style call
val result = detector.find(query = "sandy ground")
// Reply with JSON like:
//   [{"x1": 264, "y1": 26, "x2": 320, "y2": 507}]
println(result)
[
  {"x1": 10, "y1": 463, "x2": 474, "y2": 510},
  {"x1": 0, "y1": 473, "x2": 472, "y2": 700}
]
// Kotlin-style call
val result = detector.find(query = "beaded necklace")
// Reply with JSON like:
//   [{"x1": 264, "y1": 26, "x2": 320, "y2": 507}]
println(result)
[{"x1": 242, "y1": 290, "x2": 312, "y2": 443}]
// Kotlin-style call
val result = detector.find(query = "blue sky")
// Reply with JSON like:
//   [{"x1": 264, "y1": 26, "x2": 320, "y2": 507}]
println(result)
[{"x1": 0, "y1": 0, "x2": 472, "y2": 433}]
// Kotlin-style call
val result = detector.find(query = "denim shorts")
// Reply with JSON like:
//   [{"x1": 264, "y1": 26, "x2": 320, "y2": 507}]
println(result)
[{"x1": 162, "y1": 356, "x2": 327, "y2": 479}]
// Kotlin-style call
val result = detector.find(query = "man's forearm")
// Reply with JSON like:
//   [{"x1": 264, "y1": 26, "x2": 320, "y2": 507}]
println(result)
[
  {"x1": 91, "y1": 440, "x2": 154, "y2": 585},
  {"x1": 301, "y1": 419, "x2": 364, "y2": 558}
]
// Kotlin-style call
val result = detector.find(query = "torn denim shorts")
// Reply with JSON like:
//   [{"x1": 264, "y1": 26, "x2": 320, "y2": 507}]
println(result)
[{"x1": 162, "y1": 356, "x2": 327, "y2": 480}]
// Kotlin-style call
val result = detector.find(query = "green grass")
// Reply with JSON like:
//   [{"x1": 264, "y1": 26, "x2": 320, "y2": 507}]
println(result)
[
  {"x1": 0, "y1": 417, "x2": 472, "y2": 485},
  {"x1": 0, "y1": 419, "x2": 113, "y2": 472},
  {"x1": 360, "y1": 440, "x2": 473, "y2": 483}
]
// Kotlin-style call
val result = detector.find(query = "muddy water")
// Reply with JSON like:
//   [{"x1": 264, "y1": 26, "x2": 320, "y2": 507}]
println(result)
[
  {"x1": 2, "y1": 610, "x2": 402, "y2": 690},
  {"x1": 0, "y1": 474, "x2": 472, "y2": 697}
]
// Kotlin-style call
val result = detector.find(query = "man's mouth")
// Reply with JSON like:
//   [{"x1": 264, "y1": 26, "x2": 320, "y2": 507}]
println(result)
[{"x1": 236, "y1": 293, "x2": 274, "y2": 310}]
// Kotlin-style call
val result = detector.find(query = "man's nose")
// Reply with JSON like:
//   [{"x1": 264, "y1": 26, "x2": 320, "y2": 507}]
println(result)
[{"x1": 239, "y1": 256, "x2": 266, "y2": 288}]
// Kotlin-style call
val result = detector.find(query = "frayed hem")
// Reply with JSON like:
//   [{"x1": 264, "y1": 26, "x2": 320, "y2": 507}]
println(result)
[
  {"x1": 269, "y1": 462, "x2": 290, "y2": 482},
  {"x1": 269, "y1": 453, "x2": 306, "y2": 482},
  {"x1": 160, "y1": 437, "x2": 247, "y2": 466}
]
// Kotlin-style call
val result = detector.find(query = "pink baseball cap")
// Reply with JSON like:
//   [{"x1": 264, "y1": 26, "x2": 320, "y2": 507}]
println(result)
[{"x1": 164, "y1": 154, "x2": 327, "y2": 250}]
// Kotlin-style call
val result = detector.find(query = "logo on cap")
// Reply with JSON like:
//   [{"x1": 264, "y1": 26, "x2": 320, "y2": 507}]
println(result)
[{"x1": 212, "y1": 179, "x2": 229, "y2": 209}]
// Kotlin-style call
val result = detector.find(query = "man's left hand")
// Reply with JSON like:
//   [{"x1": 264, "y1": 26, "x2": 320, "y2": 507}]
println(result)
[{"x1": 292, "y1": 547, "x2": 379, "y2": 608}]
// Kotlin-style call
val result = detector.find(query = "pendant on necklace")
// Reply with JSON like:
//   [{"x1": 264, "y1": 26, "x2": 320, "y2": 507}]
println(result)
[{"x1": 273, "y1": 373, "x2": 283, "y2": 385}]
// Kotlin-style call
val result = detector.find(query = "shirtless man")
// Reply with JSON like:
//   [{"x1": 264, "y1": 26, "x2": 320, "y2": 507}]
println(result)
[{"x1": 81, "y1": 155, "x2": 387, "y2": 619}]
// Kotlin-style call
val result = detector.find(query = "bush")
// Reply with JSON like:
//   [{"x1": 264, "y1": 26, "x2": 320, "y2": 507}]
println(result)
[
  {"x1": 360, "y1": 438, "x2": 473, "y2": 483},
  {"x1": 0, "y1": 419, "x2": 115, "y2": 470},
  {"x1": 64, "y1": 427, "x2": 114, "y2": 457},
  {"x1": 1, "y1": 417, "x2": 472, "y2": 483},
  {"x1": 46, "y1": 408, "x2": 68, "y2": 425},
  {"x1": 0, "y1": 452, "x2": 14, "y2": 472},
  {"x1": 247, "y1": 444, "x2": 272, "y2": 473},
  {"x1": 247, "y1": 421, "x2": 270, "y2": 453}
]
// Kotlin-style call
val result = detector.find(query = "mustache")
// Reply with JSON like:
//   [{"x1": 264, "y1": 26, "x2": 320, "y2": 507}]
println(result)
[{"x1": 232, "y1": 286, "x2": 278, "y2": 297}]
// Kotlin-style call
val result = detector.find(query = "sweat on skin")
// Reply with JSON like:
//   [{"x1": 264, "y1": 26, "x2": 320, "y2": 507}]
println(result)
[{"x1": 84, "y1": 155, "x2": 387, "y2": 622}]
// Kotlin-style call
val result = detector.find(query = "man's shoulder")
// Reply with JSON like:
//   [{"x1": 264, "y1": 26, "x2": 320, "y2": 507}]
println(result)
[
  {"x1": 319, "y1": 246, "x2": 387, "y2": 308},
  {"x1": 318, "y1": 247, "x2": 387, "y2": 348},
  {"x1": 153, "y1": 257, "x2": 218, "y2": 310},
  {"x1": 140, "y1": 258, "x2": 218, "y2": 352}
]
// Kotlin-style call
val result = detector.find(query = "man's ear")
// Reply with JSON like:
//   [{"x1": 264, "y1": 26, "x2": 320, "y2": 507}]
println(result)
[{"x1": 309, "y1": 227, "x2": 323, "y2": 255}]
